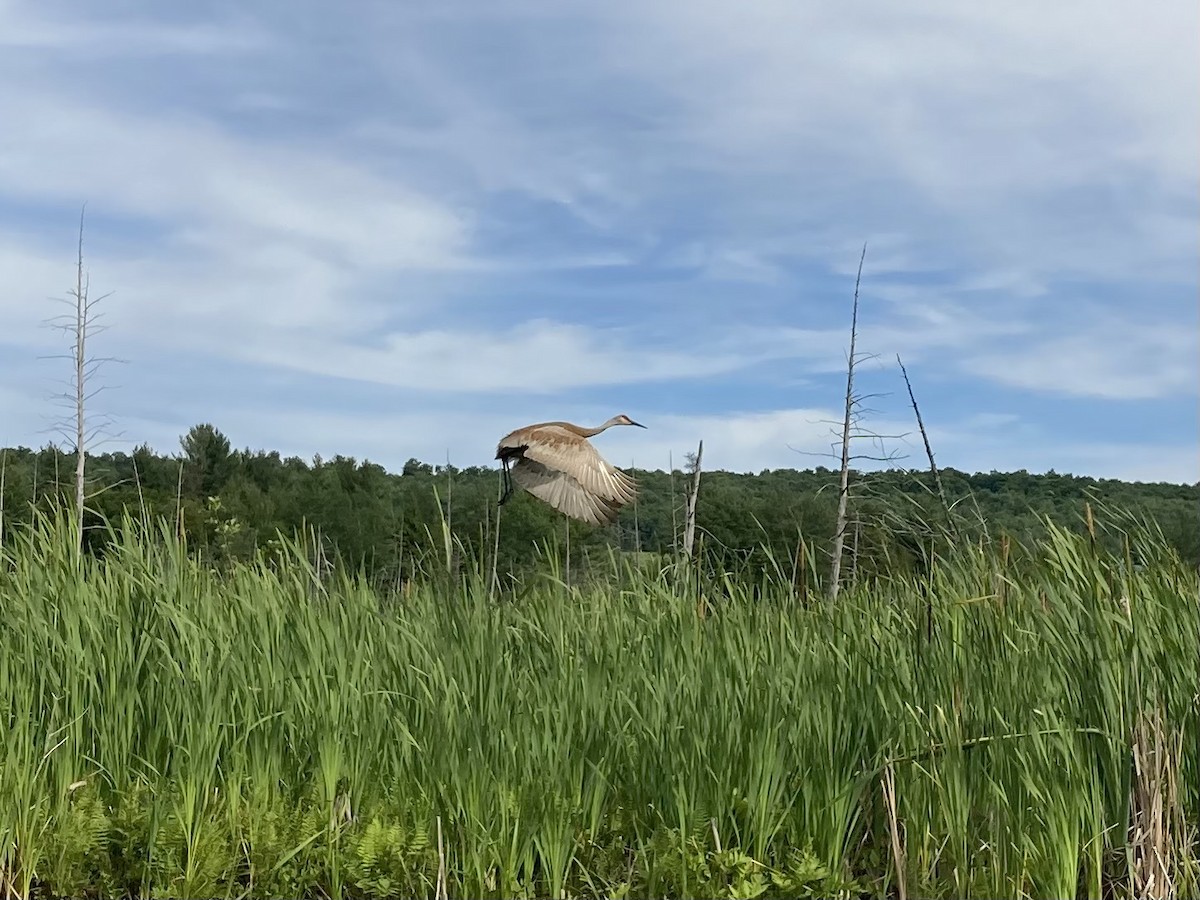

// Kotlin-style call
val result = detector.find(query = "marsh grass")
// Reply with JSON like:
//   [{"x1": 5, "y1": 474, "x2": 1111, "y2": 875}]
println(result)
[{"x1": 0, "y1": 507, "x2": 1196, "y2": 899}]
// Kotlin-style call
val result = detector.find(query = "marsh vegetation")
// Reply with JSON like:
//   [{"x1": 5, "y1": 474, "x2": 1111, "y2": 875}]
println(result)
[{"x1": 1, "y1": 503, "x2": 1196, "y2": 899}]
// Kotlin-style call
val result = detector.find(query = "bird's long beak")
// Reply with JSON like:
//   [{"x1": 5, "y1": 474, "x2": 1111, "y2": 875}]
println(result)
[{"x1": 629, "y1": 419, "x2": 647, "y2": 428}]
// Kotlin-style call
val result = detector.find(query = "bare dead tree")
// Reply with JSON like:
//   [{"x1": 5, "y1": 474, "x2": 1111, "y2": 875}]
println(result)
[
  {"x1": 682, "y1": 439, "x2": 704, "y2": 558},
  {"x1": 827, "y1": 248, "x2": 866, "y2": 599},
  {"x1": 0, "y1": 449, "x2": 6, "y2": 549},
  {"x1": 443, "y1": 450, "x2": 457, "y2": 579},
  {"x1": 444, "y1": 449, "x2": 453, "y2": 533},
  {"x1": 175, "y1": 458, "x2": 186, "y2": 539},
  {"x1": 668, "y1": 450, "x2": 678, "y2": 558},
  {"x1": 40, "y1": 205, "x2": 123, "y2": 550},
  {"x1": 631, "y1": 458, "x2": 642, "y2": 558},
  {"x1": 793, "y1": 245, "x2": 907, "y2": 600},
  {"x1": 489, "y1": 481, "x2": 502, "y2": 601},
  {"x1": 896, "y1": 354, "x2": 957, "y2": 537}
]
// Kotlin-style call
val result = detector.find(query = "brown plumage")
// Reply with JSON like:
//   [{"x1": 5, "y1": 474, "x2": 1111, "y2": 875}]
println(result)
[{"x1": 495, "y1": 414, "x2": 646, "y2": 525}]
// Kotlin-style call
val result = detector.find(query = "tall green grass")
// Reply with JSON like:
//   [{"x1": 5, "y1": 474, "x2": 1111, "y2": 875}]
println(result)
[{"x1": 1, "y1": 508, "x2": 1196, "y2": 899}]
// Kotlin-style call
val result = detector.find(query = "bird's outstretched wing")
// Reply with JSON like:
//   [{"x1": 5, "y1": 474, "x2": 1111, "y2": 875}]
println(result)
[
  {"x1": 516, "y1": 425, "x2": 638, "y2": 507},
  {"x1": 509, "y1": 456, "x2": 624, "y2": 525}
]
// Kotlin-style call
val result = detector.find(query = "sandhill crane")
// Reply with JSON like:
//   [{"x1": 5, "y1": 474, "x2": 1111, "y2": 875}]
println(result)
[{"x1": 495, "y1": 415, "x2": 646, "y2": 525}]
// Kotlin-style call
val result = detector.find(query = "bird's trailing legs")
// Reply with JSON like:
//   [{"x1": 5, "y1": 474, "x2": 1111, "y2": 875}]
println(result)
[{"x1": 498, "y1": 458, "x2": 514, "y2": 505}]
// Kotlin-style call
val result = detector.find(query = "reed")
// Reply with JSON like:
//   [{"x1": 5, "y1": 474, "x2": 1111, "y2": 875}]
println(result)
[{"x1": 0, "y1": 507, "x2": 1196, "y2": 898}]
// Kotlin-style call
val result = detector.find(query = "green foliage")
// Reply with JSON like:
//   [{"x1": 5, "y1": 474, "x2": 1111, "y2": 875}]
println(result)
[
  {"x1": 1, "y1": 428, "x2": 1196, "y2": 591},
  {"x1": 0, "y1": 505, "x2": 1197, "y2": 898},
  {"x1": 626, "y1": 830, "x2": 865, "y2": 899},
  {"x1": 346, "y1": 815, "x2": 436, "y2": 899}
]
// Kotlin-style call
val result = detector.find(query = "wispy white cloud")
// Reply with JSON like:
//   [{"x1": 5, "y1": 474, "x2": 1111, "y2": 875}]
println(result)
[
  {"x1": 963, "y1": 318, "x2": 1199, "y2": 400},
  {"x1": 0, "y1": 91, "x2": 471, "y2": 273},
  {"x1": 610, "y1": 0, "x2": 1197, "y2": 188},
  {"x1": 239, "y1": 320, "x2": 782, "y2": 393}
]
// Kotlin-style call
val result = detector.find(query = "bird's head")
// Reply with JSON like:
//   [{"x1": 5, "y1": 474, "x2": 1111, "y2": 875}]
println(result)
[{"x1": 607, "y1": 414, "x2": 646, "y2": 429}]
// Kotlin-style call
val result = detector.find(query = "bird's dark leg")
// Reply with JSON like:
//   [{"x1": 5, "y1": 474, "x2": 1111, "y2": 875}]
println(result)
[{"x1": 498, "y1": 458, "x2": 514, "y2": 505}]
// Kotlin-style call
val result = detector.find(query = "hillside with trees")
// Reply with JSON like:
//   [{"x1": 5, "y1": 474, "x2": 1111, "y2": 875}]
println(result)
[{"x1": 1, "y1": 422, "x2": 1196, "y2": 586}]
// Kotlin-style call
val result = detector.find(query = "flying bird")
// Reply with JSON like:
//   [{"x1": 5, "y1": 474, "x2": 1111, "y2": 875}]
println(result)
[{"x1": 495, "y1": 415, "x2": 646, "y2": 525}]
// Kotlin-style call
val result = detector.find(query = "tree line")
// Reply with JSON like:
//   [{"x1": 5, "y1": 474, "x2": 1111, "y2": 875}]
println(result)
[{"x1": 1, "y1": 423, "x2": 1196, "y2": 587}]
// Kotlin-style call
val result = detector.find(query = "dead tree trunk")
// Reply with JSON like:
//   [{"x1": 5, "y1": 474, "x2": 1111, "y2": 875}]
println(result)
[
  {"x1": 897, "y1": 354, "x2": 956, "y2": 536},
  {"x1": 829, "y1": 245, "x2": 866, "y2": 601},
  {"x1": 632, "y1": 458, "x2": 642, "y2": 557},
  {"x1": 682, "y1": 439, "x2": 703, "y2": 558},
  {"x1": 71, "y1": 210, "x2": 88, "y2": 546},
  {"x1": 669, "y1": 450, "x2": 678, "y2": 558},
  {"x1": 43, "y1": 205, "x2": 119, "y2": 552},
  {"x1": 0, "y1": 449, "x2": 6, "y2": 549}
]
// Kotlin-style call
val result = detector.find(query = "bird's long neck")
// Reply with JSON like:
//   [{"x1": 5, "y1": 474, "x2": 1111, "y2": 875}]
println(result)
[{"x1": 543, "y1": 419, "x2": 616, "y2": 438}]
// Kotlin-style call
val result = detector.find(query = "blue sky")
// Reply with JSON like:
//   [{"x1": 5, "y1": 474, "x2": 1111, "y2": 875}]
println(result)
[{"x1": 1, "y1": 0, "x2": 1196, "y2": 483}]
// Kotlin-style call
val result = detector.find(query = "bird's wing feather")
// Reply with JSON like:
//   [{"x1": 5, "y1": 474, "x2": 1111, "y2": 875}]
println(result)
[
  {"x1": 517, "y1": 425, "x2": 638, "y2": 506},
  {"x1": 509, "y1": 457, "x2": 621, "y2": 525}
]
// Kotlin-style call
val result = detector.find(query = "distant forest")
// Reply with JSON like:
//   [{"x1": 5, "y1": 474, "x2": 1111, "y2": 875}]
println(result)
[{"x1": 2, "y1": 423, "x2": 1196, "y2": 584}]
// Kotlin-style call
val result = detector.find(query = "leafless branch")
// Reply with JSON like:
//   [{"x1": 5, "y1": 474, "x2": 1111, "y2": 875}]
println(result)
[
  {"x1": 0, "y1": 449, "x2": 6, "y2": 549},
  {"x1": 896, "y1": 354, "x2": 958, "y2": 538},
  {"x1": 790, "y1": 443, "x2": 908, "y2": 464},
  {"x1": 682, "y1": 439, "x2": 703, "y2": 559},
  {"x1": 828, "y1": 243, "x2": 867, "y2": 601}
]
